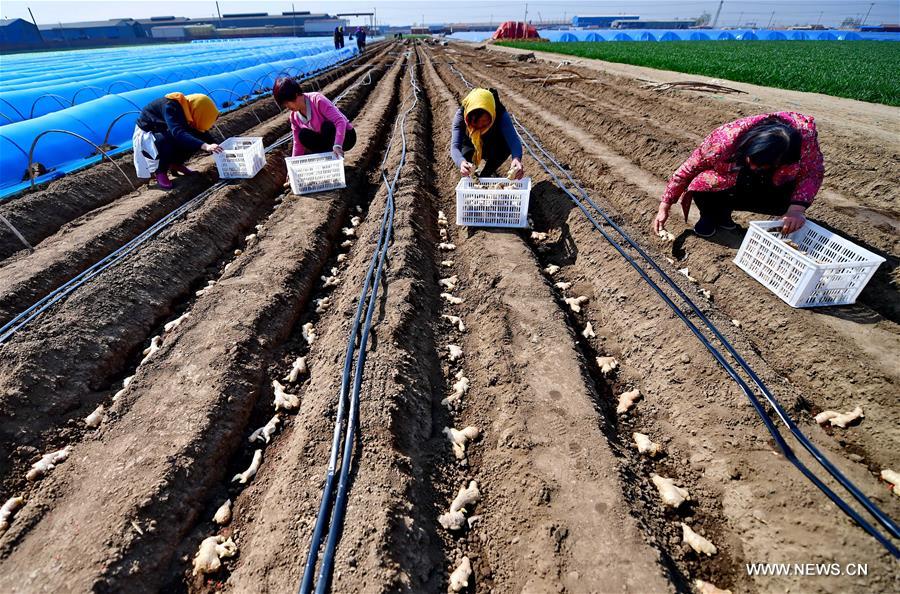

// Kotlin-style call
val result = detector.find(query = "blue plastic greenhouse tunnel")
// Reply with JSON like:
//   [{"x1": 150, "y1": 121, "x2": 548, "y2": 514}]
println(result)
[{"x1": 0, "y1": 38, "x2": 357, "y2": 198}]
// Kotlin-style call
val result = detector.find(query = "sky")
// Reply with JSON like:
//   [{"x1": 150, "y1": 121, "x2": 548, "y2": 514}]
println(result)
[{"x1": 0, "y1": 0, "x2": 897, "y2": 29}]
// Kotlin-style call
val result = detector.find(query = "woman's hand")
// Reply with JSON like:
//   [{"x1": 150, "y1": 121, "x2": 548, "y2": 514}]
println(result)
[
  {"x1": 653, "y1": 202, "x2": 672, "y2": 235},
  {"x1": 460, "y1": 161, "x2": 475, "y2": 176},
  {"x1": 332, "y1": 145, "x2": 344, "y2": 159},
  {"x1": 202, "y1": 143, "x2": 224, "y2": 154},
  {"x1": 508, "y1": 158, "x2": 524, "y2": 180},
  {"x1": 780, "y1": 204, "x2": 807, "y2": 235}
]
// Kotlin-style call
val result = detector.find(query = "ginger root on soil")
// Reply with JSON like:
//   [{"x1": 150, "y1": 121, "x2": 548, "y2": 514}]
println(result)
[
  {"x1": 657, "y1": 230, "x2": 676, "y2": 242},
  {"x1": 192, "y1": 535, "x2": 238, "y2": 576},
  {"x1": 440, "y1": 228, "x2": 448, "y2": 240},
  {"x1": 439, "y1": 242, "x2": 457, "y2": 251},
  {"x1": 341, "y1": 240, "x2": 353, "y2": 248},
  {"x1": 196, "y1": 280, "x2": 216, "y2": 297},
  {"x1": 695, "y1": 579, "x2": 732, "y2": 594},
  {"x1": 336, "y1": 253, "x2": 347, "y2": 263},
  {"x1": 881, "y1": 469, "x2": 900, "y2": 497},
  {"x1": 633, "y1": 432, "x2": 662, "y2": 457},
  {"x1": 438, "y1": 210, "x2": 448, "y2": 225},
  {"x1": 232, "y1": 449, "x2": 262, "y2": 484},
  {"x1": 442, "y1": 315, "x2": 466, "y2": 332},
  {"x1": 699, "y1": 288, "x2": 712, "y2": 300},
  {"x1": 244, "y1": 233, "x2": 257, "y2": 244},
  {"x1": 582, "y1": 322, "x2": 596, "y2": 338},
  {"x1": 449, "y1": 557, "x2": 472, "y2": 592},
  {"x1": 442, "y1": 372, "x2": 470, "y2": 406},
  {"x1": 531, "y1": 231, "x2": 548, "y2": 241},
  {"x1": 315, "y1": 297, "x2": 331, "y2": 313},
  {"x1": 596, "y1": 356, "x2": 619, "y2": 375},
  {"x1": 284, "y1": 356, "x2": 308, "y2": 383},
  {"x1": 213, "y1": 499, "x2": 232, "y2": 526},
  {"x1": 681, "y1": 522, "x2": 717, "y2": 556},
  {"x1": 0, "y1": 496, "x2": 24, "y2": 536},
  {"x1": 26, "y1": 446, "x2": 73, "y2": 481},
  {"x1": 113, "y1": 375, "x2": 133, "y2": 402},
  {"x1": 443, "y1": 426, "x2": 480, "y2": 459},
  {"x1": 164, "y1": 312, "x2": 190, "y2": 332},
  {"x1": 350, "y1": 216, "x2": 361, "y2": 227},
  {"x1": 273, "y1": 380, "x2": 300, "y2": 412},
  {"x1": 731, "y1": 319, "x2": 742, "y2": 328},
  {"x1": 544, "y1": 264, "x2": 560, "y2": 276},
  {"x1": 564, "y1": 296, "x2": 588, "y2": 313},
  {"x1": 234, "y1": 249, "x2": 242, "y2": 256},
  {"x1": 341, "y1": 227, "x2": 356, "y2": 237},
  {"x1": 84, "y1": 404, "x2": 104, "y2": 428},
  {"x1": 441, "y1": 260, "x2": 454, "y2": 267},
  {"x1": 249, "y1": 414, "x2": 281, "y2": 444},
  {"x1": 554, "y1": 281, "x2": 572, "y2": 291},
  {"x1": 321, "y1": 275, "x2": 340, "y2": 288},
  {"x1": 447, "y1": 345, "x2": 463, "y2": 362},
  {"x1": 441, "y1": 292, "x2": 463, "y2": 305},
  {"x1": 651, "y1": 473, "x2": 690, "y2": 508},
  {"x1": 439, "y1": 481, "x2": 480, "y2": 530},
  {"x1": 440, "y1": 275, "x2": 459, "y2": 290},
  {"x1": 302, "y1": 322, "x2": 317, "y2": 346},
  {"x1": 677, "y1": 267, "x2": 698, "y2": 284},
  {"x1": 617, "y1": 388, "x2": 641, "y2": 414},
  {"x1": 140, "y1": 335, "x2": 162, "y2": 364},
  {"x1": 814, "y1": 406, "x2": 863, "y2": 428}
]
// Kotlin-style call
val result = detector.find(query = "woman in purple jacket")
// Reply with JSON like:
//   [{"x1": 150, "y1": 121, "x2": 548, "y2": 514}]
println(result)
[
  {"x1": 273, "y1": 77, "x2": 357, "y2": 159},
  {"x1": 451, "y1": 87, "x2": 524, "y2": 179}
]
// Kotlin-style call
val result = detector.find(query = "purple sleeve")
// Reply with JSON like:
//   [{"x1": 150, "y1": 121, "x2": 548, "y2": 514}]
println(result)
[
  {"x1": 497, "y1": 111, "x2": 522, "y2": 160},
  {"x1": 317, "y1": 95, "x2": 350, "y2": 148},
  {"x1": 450, "y1": 108, "x2": 466, "y2": 167}
]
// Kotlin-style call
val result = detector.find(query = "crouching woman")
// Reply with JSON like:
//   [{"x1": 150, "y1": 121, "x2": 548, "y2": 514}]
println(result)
[
  {"x1": 653, "y1": 112, "x2": 824, "y2": 238},
  {"x1": 272, "y1": 77, "x2": 356, "y2": 159},
  {"x1": 451, "y1": 87, "x2": 524, "y2": 179},
  {"x1": 133, "y1": 92, "x2": 222, "y2": 189}
]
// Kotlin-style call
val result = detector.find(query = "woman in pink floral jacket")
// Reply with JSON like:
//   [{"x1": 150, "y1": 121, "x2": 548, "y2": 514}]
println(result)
[{"x1": 653, "y1": 112, "x2": 824, "y2": 238}]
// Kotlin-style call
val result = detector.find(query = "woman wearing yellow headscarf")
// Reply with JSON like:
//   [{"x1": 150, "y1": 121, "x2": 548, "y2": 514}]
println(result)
[
  {"x1": 133, "y1": 92, "x2": 223, "y2": 189},
  {"x1": 450, "y1": 87, "x2": 524, "y2": 179}
]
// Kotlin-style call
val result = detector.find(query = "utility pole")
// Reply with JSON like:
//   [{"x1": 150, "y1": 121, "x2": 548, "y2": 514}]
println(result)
[
  {"x1": 712, "y1": 0, "x2": 724, "y2": 28},
  {"x1": 290, "y1": 3, "x2": 297, "y2": 37},
  {"x1": 27, "y1": 6, "x2": 45, "y2": 44},
  {"x1": 738, "y1": 11, "x2": 743, "y2": 27},
  {"x1": 815, "y1": 11, "x2": 823, "y2": 27},
  {"x1": 215, "y1": 1, "x2": 222, "y2": 24},
  {"x1": 524, "y1": 3, "x2": 528, "y2": 24},
  {"x1": 861, "y1": 2, "x2": 875, "y2": 27},
  {"x1": 767, "y1": 11, "x2": 775, "y2": 28}
]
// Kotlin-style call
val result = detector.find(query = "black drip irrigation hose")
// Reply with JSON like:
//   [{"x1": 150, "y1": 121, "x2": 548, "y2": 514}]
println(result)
[
  {"x1": 444, "y1": 63, "x2": 899, "y2": 557},
  {"x1": 298, "y1": 51, "x2": 421, "y2": 594},
  {"x1": 0, "y1": 57, "x2": 377, "y2": 347}
]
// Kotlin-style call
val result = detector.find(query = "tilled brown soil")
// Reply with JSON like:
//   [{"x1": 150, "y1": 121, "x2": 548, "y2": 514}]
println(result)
[{"x1": 0, "y1": 39, "x2": 896, "y2": 594}]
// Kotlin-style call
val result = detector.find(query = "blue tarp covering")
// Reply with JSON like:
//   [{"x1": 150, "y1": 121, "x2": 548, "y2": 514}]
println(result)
[{"x1": 0, "y1": 38, "x2": 356, "y2": 194}]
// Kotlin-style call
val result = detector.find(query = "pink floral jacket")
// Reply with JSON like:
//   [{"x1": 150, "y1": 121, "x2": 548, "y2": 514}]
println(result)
[{"x1": 661, "y1": 112, "x2": 824, "y2": 209}]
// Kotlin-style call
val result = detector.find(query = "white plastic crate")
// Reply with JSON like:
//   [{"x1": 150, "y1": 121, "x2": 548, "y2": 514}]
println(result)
[
  {"x1": 734, "y1": 220, "x2": 885, "y2": 308},
  {"x1": 285, "y1": 152, "x2": 346, "y2": 195},
  {"x1": 455, "y1": 177, "x2": 532, "y2": 228},
  {"x1": 214, "y1": 137, "x2": 265, "y2": 179}
]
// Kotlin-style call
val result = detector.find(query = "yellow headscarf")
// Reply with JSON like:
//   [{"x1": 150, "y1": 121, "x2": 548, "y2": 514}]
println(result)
[
  {"x1": 165, "y1": 92, "x2": 219, "y2": 132},
  {"x1": 461, "y1": 88, "x2": 496, "y2": 166}
]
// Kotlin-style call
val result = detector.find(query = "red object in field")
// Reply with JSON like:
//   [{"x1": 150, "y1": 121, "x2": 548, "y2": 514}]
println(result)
[{"x1": 492, "y1": 21, "x2": 540, "y2": 40}]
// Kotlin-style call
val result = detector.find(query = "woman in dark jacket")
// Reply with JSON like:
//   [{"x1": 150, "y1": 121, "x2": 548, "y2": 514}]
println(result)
[
  {"x1": 132, "y1": 92, "x2": 223, "y2": 189},
  {"x1": 450, "y1": 87, "x2": 524, "y2": 179}
]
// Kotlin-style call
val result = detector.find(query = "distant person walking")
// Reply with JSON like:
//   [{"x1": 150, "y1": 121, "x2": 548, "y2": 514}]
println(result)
[
  {"x1": 356, "y1": 27, "x2": 367, "y2": 53},
  {"x1": 334, "y1": 27, "x2": 341, "y2": 50},
  {"x1": 132, "y1": 92, "x2": 222, "y2": 190},
  {"x1": 653, "y1": 112, "x2": 824, "y2": 238},
  {"x1": 273, "y1": 77, "x2": 356, "y2": 159}
]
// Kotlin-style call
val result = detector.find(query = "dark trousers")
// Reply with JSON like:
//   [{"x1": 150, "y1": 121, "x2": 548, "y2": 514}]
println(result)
[
  {"x1": 693, "y1": 182, "x2": 794, "y2": 221},
  {"x1": 150, "y1": 132, "x2": 199, "y2": 172},
  {"x1": 462, "y1": 140, "x2": 512, "y2": 178},
  {"x1": 297, "y1": 120, "x2": 357, "y2": 155}
]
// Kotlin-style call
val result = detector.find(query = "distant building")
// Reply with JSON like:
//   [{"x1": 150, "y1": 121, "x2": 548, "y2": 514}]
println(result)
[
  {"x1": 572, "y1": 15, "x2": 639, "y2": 28},
  {"x1": 38, "y1": 18, "x2": 145, "y2": 43},
  {"x1": 612, "y1": 19, "x2": 697, "y2": 29},
  {"x1": 0, "y1": 18, "x2": 43, "y2": 49}
]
